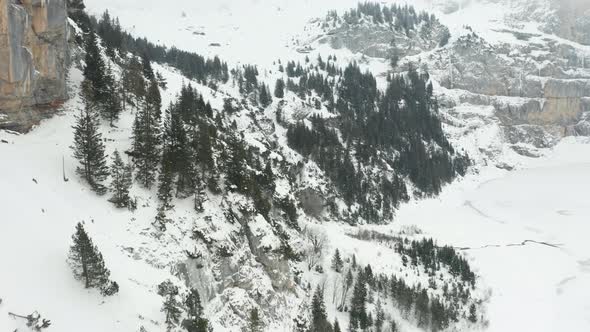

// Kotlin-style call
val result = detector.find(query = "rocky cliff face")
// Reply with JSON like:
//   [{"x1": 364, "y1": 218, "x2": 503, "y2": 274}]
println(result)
[
  {"x1": 0, "y1": 0, "x2": 69, "y2": 132},
  {"x1": 297, "y1": 0, "x2": 590, "y2": 164}
]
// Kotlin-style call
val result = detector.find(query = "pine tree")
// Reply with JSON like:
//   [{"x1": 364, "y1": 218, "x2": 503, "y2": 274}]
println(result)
[
  {"x1": 248, "y1": 308, "x2": 262, "y2": 332},
  {"x1": 331, "y1": 249, "x2": 343, "y2": 272},
  {"x1": 192, "y1": 175, "x2": 205, "y2": 212},
  {"x1": 109, "y1": 150, "x2": 133, "y2": 207},
  {"x1": 162, "y1": 293, "x2": 182, "y2": 331},
  {"x1": 293, "y1": 307, "x2": 309, "y2": 332},
  {"x1": 132, "y1": 95, "x2": 161, "y2": 188},
  {"x1": 310, "y1": 286, "x2": 332, "y2": 332},
  {"x1": 68, "y1": 223, "x2": 117, "y2": 295},
  {"x1": 71, "y1": 93, "x2": 109, "y2": 194},
  {"x1": 266, "y1": 85, "x2": 273, "y2": 106},
  {"x1": 333, "y1": 319, "x2": 341, "y2": 332},
  {"x1": 103, "y1": 68, "x2": 122, "y2": 126},
  {"x1": 182, "y1": 289, "x2": 209, "y2": 332},
  {"x1": 68, "y1": 223, "x2": 94, "y2": 288},
  {"x1": 468, "y1": 303, "x2": 477, "y2": 323},
  {"x1": 259, "y1": 84, "x2": 271, "y2": 107},
  {"x1": 157, "y1": 156, "x2": 175, "y2": 210},
  {"x1": 154, "y1": 206, "x2": 168, "y2": 232},
  {"x1": 146, "y1": 78, "x2": 163, "y2": 120},
  {"x1": 375, "y1": 299, "x2": 385, "y2": 332},
  {"x1": 185, "y1": 288, "x2": 203, "y2": 319},
  {"x1": 274, "y1": 78, "x2": 285, "y2": 98},
  {"x1": 349, "y1": 276, "x2": 368, "y2": 330},
  {"x1": 389, "y1": 320, "x2": 398, "y2": 332},
  {"x1": 161, "y1": 103, "x2": 195, "y2": 197},
  {"x1": 141, "y1": 53, "x2": 155, "y2": 80},
  {"x1": 225, "y1": 134, "x2": 249, "y2": 193},
  {"x1": 389, "y1": 38, "x2": 400, "y2": 69},
  {"x1": 122, "y1": 57, "x2": 147, "y2": 106},
  {"x1": 82, "y1": 32, "x2": 108, "y2": 105},
  {"x1": 196, "y1": 123, "x2": 214, "y2": 173}
]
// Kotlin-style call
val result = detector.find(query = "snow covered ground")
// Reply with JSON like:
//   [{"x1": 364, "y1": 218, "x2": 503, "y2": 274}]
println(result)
[
  {"x1": 391, "y1": 137, "x2": 590, "y2": 332},
  {"x1": 2, "y1": 0, "x2": 589, "y2": 331},
  {"x1": 3, "y1": 92, "x2": 588, "y2": 331}
]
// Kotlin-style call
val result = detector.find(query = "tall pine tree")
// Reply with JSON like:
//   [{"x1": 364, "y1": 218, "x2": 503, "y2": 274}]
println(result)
[
  {"x1": 310, "y1": 286, "x2": 332, "y2": 332},
  {"x1": 331, "y1": 249, "x2": 343, "y2": 272},
  {"x1": 248, "y1": 308, "x2": 262, "y2": 332},
  {"x1": 349, "y1": 274, "x2": 368, "y2": 330},
  {"x1": 274, "y1": 78, "x2": 285, "y2": 98},
  {"x1": 132, "y1": 93, "x2": 161, "y2": 188},
  {"x1": 68, "y1": 223, "x2": 118, "y2": 295},
  {"x1": 182, "y1": 288, "x2": 209, "y2": 332},
  {"x1": 102, "y1": 64, "x2": 122, "y2": 126},
  {"x1": 161, "y1": 293, "x2": 182, "y2": 331},
  {"x1": 157, "y1": 156, "x2": 175, "y2": 210},
  {"x1": 82, "y1": 32, "x2": 108, "y2": 105},
  {"x1": 71, "y1": 91, "x2": 109, "y2": 194},
  {"x1": 109, "y1": 150, "x2": 133, "y2": 207}
]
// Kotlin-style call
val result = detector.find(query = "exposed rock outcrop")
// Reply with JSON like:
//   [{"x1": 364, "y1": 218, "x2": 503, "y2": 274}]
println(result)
[
  {"x1": 0, "y1": 0, "x2": 70, "y2": 132},
  {"x1": 318, "y1": 17, "x2": 449, "y2": 59}
]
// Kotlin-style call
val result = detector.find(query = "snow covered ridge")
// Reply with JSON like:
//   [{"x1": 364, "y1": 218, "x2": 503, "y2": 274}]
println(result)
[{"x1": 0, "y1": 3, "x2": 488, "y2": 332}]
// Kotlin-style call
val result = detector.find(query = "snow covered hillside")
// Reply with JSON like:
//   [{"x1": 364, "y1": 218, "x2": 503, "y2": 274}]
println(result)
[{"x1": 1, "y1": 0, "x2": 589, "y2": 332}]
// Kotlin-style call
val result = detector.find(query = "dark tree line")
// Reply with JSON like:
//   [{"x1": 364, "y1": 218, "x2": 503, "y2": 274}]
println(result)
[
  {"x1": 341, "y1": 2, "x2": 438, "y2": 34},
  {"x1": 395, "y1": 238, "x2": 476, "y2": 285},
  {"x1": 284, "y1": 58, "x2": 469, "y2": 223},
  {"x1": 94, "y1": 11, "x2": 229, "y2": 84},
  {"x1": 344, "y1": 262, "x2": 478, "y2": 332}
]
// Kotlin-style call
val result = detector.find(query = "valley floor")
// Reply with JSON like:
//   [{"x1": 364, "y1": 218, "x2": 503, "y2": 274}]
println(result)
[{"x1": 390, "y1": 137, "x2": 590, "y2": 332}]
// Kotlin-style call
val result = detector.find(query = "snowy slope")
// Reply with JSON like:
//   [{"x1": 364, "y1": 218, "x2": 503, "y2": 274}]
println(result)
[
  {"x1": 0, "y1": 68, "x2": 171, "y2": 332},
  {"x1": 390, "y1": 137, "x2": 590, "y2": 332},
  {"x1": 1, "y1": 1, "x2": 590, "y2": 332}
]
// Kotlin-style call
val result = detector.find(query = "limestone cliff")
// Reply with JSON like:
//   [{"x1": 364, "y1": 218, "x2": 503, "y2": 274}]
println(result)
[{"x1": 0, "y1": 0, "x2": 69, "y2": 132}]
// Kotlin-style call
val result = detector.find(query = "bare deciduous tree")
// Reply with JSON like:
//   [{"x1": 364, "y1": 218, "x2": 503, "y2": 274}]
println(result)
[{"x1": 303, "y1": 226, "x2": 328, "y2": 271}]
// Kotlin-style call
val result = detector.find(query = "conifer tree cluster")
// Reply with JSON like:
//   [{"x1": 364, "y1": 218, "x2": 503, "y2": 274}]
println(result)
[
  {"x1": 340, "y1": 261, "x2": 479, "y2": 332},
  {"x1": 341, "y1": 2, "x2": 439, "y2": 34},
  {"x1": 132, "y1": 77, "x2": 162, "y2": 189},
  {"x1": 68, "y1": 223, "x2": 119, "y2": 296},
  {"x1": 285, "y1": 59, "x2": 469, "y2": 223},
  {"x1": 81, "y1": 31, "x2": 122, "y2": 125},
  {"x1": 395, "y1": 238, "x2": 476, "y2": 285},
  {"x1": 157, "y1": 281, "x2": 209, "y2": 332},
  {"x1": 67, "y1": 0, "x2": 91, "y2": 36},
  {"x1": 95, "y1": 11, "x2": 229, "y2": 84},
  {"x1": 158, "y1": 84, "x2": 215, "y2": 203}
]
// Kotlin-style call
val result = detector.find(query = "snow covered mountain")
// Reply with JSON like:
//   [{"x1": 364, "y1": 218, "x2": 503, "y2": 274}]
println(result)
[{"x1": 1, "y1": 1, "x2": 589, "y2": 332}]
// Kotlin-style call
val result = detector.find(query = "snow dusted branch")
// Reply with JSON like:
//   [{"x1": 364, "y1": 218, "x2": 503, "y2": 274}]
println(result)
[{"x1": 8, "y1": 311, "x2": 51, "y2": 331}]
